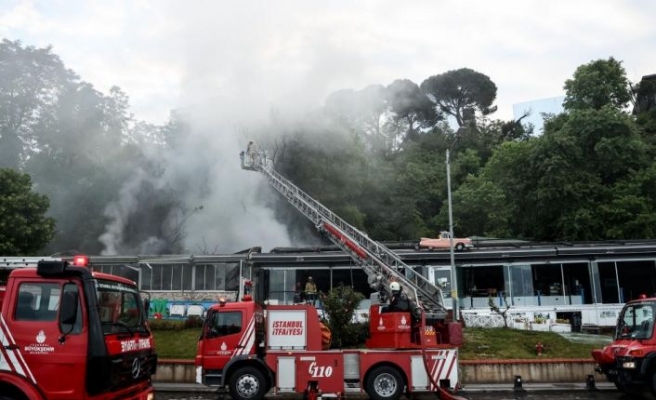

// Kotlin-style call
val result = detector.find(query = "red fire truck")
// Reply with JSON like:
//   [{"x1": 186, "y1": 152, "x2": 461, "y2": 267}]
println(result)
[
  {"x1": 592, "y1": 294, "x2": 656, "y2": 395},
  {"x1": 193, "y1": 147, "x2": 467, "y2": 400},
  {"x1": 0, "y1": 256, "x2": 157, "y2": 400},
  {"x1": 196, "y1": 294, "x2": 464, "y2": 400}
]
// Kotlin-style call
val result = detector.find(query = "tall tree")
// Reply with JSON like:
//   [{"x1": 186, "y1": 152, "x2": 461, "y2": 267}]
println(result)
[
  {"x1": 386, "y1": 79, "x2": 439, "y2": 142},
  {"x1": 0, "y1": 40, "x2": 74, "y2": 169},
  {"x1": 420, "y1": 68, "x2": 497, "y2": 127},
  {"x1": 563, "y1": 57, "x2": 631, "y2": 111},
  {"x1": 0, "y1": 168, "x2": 56, "y2": 255}
]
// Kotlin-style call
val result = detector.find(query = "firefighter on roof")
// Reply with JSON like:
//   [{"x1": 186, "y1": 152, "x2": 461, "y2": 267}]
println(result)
[{"x1": 305, "y1": 276, "x2": 318, "y2": 305}]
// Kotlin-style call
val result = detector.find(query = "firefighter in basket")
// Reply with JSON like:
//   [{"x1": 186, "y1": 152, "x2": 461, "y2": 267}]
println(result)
[{"x1": 386, "y1": 281, "x2": 410, "y2": 312}]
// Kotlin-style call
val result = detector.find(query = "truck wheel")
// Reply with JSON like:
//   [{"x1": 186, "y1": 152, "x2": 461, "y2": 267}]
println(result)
[
  {"x1": 455, "y1": 243, "x2": 465, "y2": 251},
  {"x1": 615, "y1": 381, "x2": 641, "y2": 394},
  {"x1": 614, "y1": 381, "x2": 627, "y2": 392},
  {"x1": 365, "y1": 366, "x2": 404, "y2": 400},
  {"x1": 228, "y1": 367, "x2": 267, "y2": 400},
  {"x1": 651, "y1": 370, "x2": 656, "y2": 396}
]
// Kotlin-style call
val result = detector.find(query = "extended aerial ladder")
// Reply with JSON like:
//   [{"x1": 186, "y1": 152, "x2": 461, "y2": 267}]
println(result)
[{"x1": 241, "y1": 147, "x2": 450, "y2": 320}]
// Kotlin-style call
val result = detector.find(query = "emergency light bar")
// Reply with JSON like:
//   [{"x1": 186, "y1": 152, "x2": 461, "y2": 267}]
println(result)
[
  {"x1": 37, "y1": 255, "x2": 91, "y2": 277},
  {"x1": 73, "y1": 255, "x2": 89, "y2": 267}
]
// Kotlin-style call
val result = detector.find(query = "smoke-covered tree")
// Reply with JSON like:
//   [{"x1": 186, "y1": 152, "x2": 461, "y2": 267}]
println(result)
[
  {"x1": 0, "y1": 39, "x2": 74, "y2": 169},
  {"x1": 420, "y1": 68, "x2": 497, "y2": 127},
  {"x1": 0, "y1": 168, "x2": 56, "y2": 255},
  {"x1": 324, "y1": 85, "x2": 388, "y2": 143},
  {"x1": 386, "y1": 79, "x2": 439, "y2": 143},
  {"x1": 563, "y1": 57, "x2": 632, "y2": 111}
]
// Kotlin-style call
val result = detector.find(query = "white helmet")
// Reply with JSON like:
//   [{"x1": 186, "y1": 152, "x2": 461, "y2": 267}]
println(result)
[{"x1": 390, "y1": 282, "x2": 401, "y2": 291}]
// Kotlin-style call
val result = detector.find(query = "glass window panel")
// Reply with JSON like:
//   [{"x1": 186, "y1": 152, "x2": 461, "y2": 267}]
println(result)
[
  {"x1": 172, "y1": 264, "x2": 182, "y2": 290},
  {"x1": 215, "y1": 264, "x2": 226, "y2": 290},
  {"x1": 207, "y1": 311, "x2": 243, "y2": 338},
  {"x1": 269, "y1": 270, "x2": 285, "y2": 304},
  {"x1": 15, "y1": 283, "x2": 60, "y2": 321},
  {"x1": 152, "y1": 265, "x2": 164, "y2": 290},
  {"x1": 182, "y1": 264, "x2": 193, "y2": 290},
  {"x1": 510, "y1": 265, "x2": 533, "y2": 297},
  {"x1": 225, "y1": 263, "x2": 239, "y2": 291},
  {"x1": 141, "y1": 266, "x2": 152, "y2": 291},
  {"x1": 206, "y1": 265, "x2": 216, "y2": 290},
  {"x1": 194, "y1": 264, "x2": 205, "y2": 290}
]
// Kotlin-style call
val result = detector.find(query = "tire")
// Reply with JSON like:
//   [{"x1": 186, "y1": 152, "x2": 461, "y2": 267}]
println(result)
[
  {"x1": 455, "y1": 243, "x2": 465, "y2": 251},
  {"x1": 228, "y1": 367, "x2": 267, "y2": 400},
  {"x1": 614, "y1": 381, "x2": 627, "y2": 393},
  {"x1": 365, "y1": 366, "x2": 404, "y2": 400},
  {"x1": 615, "y1": 380, "x2": 642, "y2": 394}
]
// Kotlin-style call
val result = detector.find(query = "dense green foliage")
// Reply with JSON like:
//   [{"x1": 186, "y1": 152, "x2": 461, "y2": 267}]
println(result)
[
  {"x1": 2, "y1": 39, "x2": 656, "y2": 254},
  {"x1": 321, "y1": 285, "x2": 366, "y2": 348},
  {"x1": 152, "y1": 328, "x2": 202, "y2": 359},
  {"x1": 0, "y1": 168, "x2": 56, "y2": 255}
]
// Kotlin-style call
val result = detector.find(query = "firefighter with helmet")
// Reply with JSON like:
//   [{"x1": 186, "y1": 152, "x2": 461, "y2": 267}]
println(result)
[{"x1": 386, "y1": 281, "x2": 411, "y2": 312}]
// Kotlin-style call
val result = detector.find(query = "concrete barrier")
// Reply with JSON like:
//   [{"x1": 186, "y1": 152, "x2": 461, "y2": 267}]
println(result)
[
  {"x1": 460, "y1": 359, "x2": 597, "y2": 384},
  {"x1": 155, "y1": 358, "x2": 598, "y2": 385},
  {"x1": 156, "y1": 359, "x2": 196, "y2": 383}
]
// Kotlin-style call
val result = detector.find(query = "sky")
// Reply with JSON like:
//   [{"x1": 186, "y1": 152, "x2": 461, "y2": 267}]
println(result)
[
  {"x1": 3, "y1": 0, "x2": 656, "y2": 254},
  {"x1": 3, "y1": 0, "x2": 655, "y2": 125}
]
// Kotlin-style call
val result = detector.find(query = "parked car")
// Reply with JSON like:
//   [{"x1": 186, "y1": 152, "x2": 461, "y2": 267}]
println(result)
[{"x1": 416, "y1": 231, "x2": 473, "y2": 251}]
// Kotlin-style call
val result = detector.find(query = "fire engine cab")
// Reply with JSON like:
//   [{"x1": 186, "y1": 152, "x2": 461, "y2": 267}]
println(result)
[
  {"x1": 592, "y1": 294, "x2": 656, "y2": 395},
  {"x1": 194, "y1": 146, "x2": 467, "y2": 400},
  {"x1": 0, "y1": 256, "x2": 157, "y2": 400}
]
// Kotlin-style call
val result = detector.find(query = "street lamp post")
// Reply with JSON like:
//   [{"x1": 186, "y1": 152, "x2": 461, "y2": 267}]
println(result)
[{"x1": 446, "y1": 149, "x2": 459, "y2": 321}]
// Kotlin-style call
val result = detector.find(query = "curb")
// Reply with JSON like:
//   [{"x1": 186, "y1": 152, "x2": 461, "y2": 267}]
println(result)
[{"x1": 153, "y1": 382, "x2": 617, "y2": 394}]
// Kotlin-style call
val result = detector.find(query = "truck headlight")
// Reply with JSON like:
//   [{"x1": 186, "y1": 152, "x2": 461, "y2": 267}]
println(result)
[{"x1": 622, "y1": 361, "x2": 636, "y2": 369}]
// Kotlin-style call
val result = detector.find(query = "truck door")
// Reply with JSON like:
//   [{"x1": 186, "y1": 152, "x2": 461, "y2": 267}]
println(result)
[
  {"x1": 200, "y1": 309, "x2": 248, "y2": 375},
  {"x1": 8, "y1": 281, "x2": 86, "y2": 398}
]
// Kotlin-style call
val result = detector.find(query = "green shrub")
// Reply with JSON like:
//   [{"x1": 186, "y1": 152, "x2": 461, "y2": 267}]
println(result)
[
  {"x1": 321, "y1": 284, "x2": 365, "y2": 348},
  {"x1": 340, "y1": 322, "x2": 369, "y2": 348},
  {"x1": 148, "y1": 316, "x2": 205, "y2": 331},
  {"x1": 184, "y1": 315, "x2": 204, "y2": 328},
  {"x1": 148, "y1": 319, "x2": 186, "y2": 331}
]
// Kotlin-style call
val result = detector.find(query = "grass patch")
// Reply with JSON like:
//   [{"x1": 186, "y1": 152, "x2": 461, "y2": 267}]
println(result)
[
  {"x1": 460, "y1": 328, "x2": 611, "y2": 360},
  {"x1": 153, "y1": 328, "x2": 202, "y2": 359},
  {"x1": 152, "y1": 327, "x2": 612, "y2": 360}
]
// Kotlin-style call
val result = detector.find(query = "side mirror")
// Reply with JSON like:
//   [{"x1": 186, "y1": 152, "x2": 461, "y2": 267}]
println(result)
[{"x1": 60, "y1": 291, "x2": 78, "y2": 325}]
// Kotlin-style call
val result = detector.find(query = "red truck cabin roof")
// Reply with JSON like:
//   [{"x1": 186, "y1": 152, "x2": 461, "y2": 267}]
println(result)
[
  {"x1": 7, "y1": 268, "x2": 138, "y2": 286},
  {"x1": 207, "y1": 300, "x2": 259, "y2": 313}
]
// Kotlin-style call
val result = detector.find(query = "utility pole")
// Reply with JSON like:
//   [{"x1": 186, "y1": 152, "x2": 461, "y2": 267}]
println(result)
[{"x1": 446, "y1": 149, "x2": 459, "y2": 321}]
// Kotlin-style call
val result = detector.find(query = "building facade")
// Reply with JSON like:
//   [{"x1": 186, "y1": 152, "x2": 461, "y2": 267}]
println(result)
[{"x1": 7, "y1": 239, "x2": 654, "y2": 328}]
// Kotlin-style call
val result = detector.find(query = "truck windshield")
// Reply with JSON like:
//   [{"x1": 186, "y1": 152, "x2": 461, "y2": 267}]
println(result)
[
  {"x1": 96, "y1": 279, "x2": 146, "y2": 334},
  {"x1": 617, "y1": 302, "x2": 655, "y2": 340}
]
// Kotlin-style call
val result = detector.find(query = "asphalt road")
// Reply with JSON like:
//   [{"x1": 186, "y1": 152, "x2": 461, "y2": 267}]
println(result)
[{"x1": 155, "y1": 389, "x2": 651, "y2": 400}]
